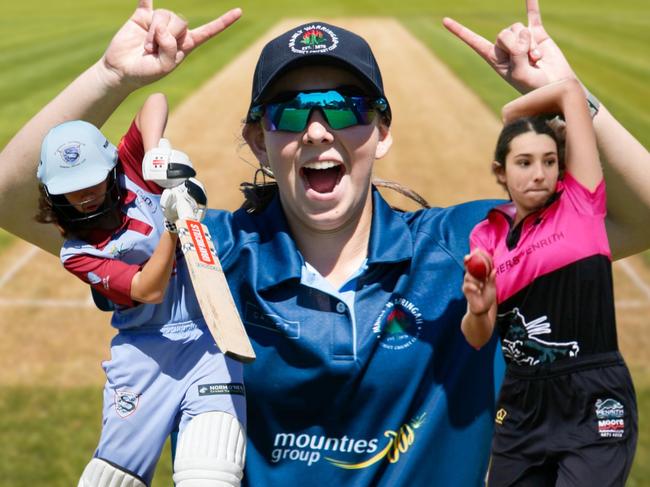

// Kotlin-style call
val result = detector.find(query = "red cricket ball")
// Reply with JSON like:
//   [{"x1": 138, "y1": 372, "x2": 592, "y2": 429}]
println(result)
[{"x1": 466, "y1": 252, "x2": 492, "y2": 281}]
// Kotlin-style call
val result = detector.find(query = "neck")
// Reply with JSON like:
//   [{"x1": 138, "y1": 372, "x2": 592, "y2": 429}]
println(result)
[{"x1": 288, "y1": 193, "x2": 373, "y2": 289}]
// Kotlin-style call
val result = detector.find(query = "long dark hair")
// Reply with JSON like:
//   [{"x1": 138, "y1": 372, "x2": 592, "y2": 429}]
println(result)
[{"x1": 492, "y1": 115, "x2": 565, "y2": 189}]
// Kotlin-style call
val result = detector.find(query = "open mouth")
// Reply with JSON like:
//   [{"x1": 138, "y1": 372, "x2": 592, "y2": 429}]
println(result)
[{"x1": 301, "y1": 161, "x2": 345, "y2": 194}]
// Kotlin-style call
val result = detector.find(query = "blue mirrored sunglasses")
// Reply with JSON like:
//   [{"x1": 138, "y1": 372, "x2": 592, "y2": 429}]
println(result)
[{"x1": 248, "y1": 90, "x2": 388, "y2": 132}]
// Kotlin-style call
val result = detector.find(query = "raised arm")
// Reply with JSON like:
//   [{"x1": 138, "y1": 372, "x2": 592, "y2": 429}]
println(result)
[
  {"x1": 502, "y1": 79, "x2": 601, "y2": 191},
  {"x1": 443, "y1": 0, "x2": 650, "y2": 258},
  {"x1": 0, "y1": 0, "x2": 241, "y2": 255},
  {"x1": 136, "y1": 93, "x2": 169, "y2": 152}
]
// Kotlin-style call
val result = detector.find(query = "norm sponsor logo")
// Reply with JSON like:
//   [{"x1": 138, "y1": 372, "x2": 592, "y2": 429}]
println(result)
[
  {"x1": 187, "y1": 220, "x2": 215, "y2": 265},
  {"x1": 198, "y1": 383, "x2": 246, "y2": 396}
]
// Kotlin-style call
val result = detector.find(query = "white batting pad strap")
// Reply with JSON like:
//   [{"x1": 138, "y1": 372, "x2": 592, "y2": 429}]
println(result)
[
  {"x1": 77, "y1": 458, "x2": 145, "y2": 487},
  {"x1": 173, "y1": 411, "x2": 246, "y2": 487}
]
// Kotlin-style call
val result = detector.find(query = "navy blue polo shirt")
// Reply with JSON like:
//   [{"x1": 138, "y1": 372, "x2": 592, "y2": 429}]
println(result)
[{"x1": 204, "y1": 188, "x2": 505, "y2": 486}]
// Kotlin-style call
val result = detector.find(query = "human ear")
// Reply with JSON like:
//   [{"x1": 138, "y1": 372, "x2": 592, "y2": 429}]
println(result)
[
  {"x1": 492, "y1": 161, "x2": 506, "y2": 184},
  {"x1": 374, "y1": 123, "x2": 393, "y2": 160},
  {"x1": 242, "y1": 123, "x2": 269, "y2": 167}
]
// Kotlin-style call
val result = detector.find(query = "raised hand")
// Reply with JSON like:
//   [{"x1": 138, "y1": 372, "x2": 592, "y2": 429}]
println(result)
[
  {"x1": 462, "y1": 252, "x2": 497, "y2": 317},
  {"x1": 101, "y1": 0, "x2": 242, "y2": 89},
  {"x1": 443, "y1": 0, "x2": 578, "y2": 94}
]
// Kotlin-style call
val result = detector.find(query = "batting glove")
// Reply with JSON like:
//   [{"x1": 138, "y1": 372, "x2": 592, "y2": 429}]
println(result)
[
  {"x1": 160, "y1": 178, "x2": 208, "y2": 231},
  {"x1": 143, "y1": 138, "x2": 196, "y2": 189}
]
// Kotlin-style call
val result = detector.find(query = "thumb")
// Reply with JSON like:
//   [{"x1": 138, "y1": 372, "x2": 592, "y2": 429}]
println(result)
[{"x1": 159, "y1": 138, "x2": 171, "y2": 149}]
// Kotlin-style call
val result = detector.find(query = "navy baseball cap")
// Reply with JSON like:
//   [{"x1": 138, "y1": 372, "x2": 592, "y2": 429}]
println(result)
[{"x1": 247, "y1": 22, "x2": 390, "y2": 117}]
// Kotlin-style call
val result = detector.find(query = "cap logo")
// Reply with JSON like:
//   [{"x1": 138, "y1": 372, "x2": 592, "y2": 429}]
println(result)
[
  {"x1": 289, "y1": 25, "x2": 338, "y2": 54},
  {"x1": 57, "y1": 142, "x2": 84, "y2": 168}
]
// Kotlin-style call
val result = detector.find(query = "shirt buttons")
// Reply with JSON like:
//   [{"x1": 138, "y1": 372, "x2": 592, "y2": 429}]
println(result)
[{"x1": 336, "y1": 302, "x2": 346, "y2": 314}]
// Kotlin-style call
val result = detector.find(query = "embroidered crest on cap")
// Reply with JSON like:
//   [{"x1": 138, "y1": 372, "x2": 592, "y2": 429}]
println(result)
[
  {"x1": 289, "y1": 25, "x2": 339, "y2": 54},
  {"x1": 57, "y1": 142, "x2": 84, "y2": 168}
]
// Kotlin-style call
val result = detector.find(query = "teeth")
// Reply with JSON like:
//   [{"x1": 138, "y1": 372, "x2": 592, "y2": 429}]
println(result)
[{"x1": 303, "y1": 161, "x2": 341, "y2": 170}]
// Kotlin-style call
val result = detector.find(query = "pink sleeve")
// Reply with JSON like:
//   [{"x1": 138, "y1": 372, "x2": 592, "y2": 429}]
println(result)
[
  {"x1": 117, "y1": 121, "x2": 163, "y2": 195},
  {"x1": 469, "y1": 220, "x2": 495, "y2": 256},
  {"x1": 64, "y1": 254, "x2": 141, "y2": 307},
  {"x1": 559, "y1": 171, "x2": 606, "y2": 217}
]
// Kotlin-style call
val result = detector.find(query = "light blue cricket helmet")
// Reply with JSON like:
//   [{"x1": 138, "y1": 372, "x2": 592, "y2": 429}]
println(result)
[{"x1": 37, "y1": 120, "x2": 118, "y2": 195}]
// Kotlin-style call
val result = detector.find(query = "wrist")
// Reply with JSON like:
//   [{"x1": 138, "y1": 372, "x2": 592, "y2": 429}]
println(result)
[
  {"x1": 164, "y1": 220, "x2": 178, "y2": 234},
  {"x1": 92, "y1": 58, "x2": 138, "y2": 95}
]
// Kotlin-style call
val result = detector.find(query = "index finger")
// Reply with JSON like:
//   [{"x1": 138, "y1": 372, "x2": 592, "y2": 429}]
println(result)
[
  {"x1": 527, "y1": 0, "x2": 543, "y2": 28},
  {"x1": 443, "y1": 17, "x2": 495, "y2": 65},
  {"x1": 188, "y1": 7, "x2": 242, "y2": 50}
]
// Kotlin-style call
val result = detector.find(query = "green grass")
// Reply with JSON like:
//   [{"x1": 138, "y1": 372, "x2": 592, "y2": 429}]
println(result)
[
  {"x1": 1, "y1": 0, "x2": 648, "y2": 147},
  {"x1": 0, "y1": 386, "x2": 173, "y2": 486},
  {"x1": 0, "y1": 373, "x2": 648, "y2": 485}
]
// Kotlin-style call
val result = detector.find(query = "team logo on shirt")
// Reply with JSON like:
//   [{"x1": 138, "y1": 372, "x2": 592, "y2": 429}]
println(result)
[
  {"x1": 269, "y1": 413, "x2": 426, "y2": 469},
  {"x1": 114, "y1": 390, "x2": 140, "y2": 418},
  {"x1": 498, "y1": 308, "x2": 580, "y2": 365},
  {"x1": 107, "y1": 242, "x2": 134, "y2": 259},
  {"x1": 289, "y1": 25, "x2": 339, "y2": 54},
  {"x1": 595, "y1": 398, "x2": 625, "y2": 438},
  {"x1": 372, "y1": 296, "x2": 423, "y2": 350},
  {"x1": 134, "y1": 187, "x2": 157, "y2": 213}
]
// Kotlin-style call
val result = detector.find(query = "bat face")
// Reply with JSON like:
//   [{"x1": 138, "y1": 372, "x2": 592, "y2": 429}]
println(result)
[
  {"x1": 177, "y1": 219, "x2": 256, "y2": 363},
  {"x1": 186, "y1": 220, "x2": 216, "y2": 266}
]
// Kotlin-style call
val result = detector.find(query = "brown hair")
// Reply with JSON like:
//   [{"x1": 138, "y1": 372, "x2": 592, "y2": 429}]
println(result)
[{"x1": 35, "y1": 184, "x2": 69, "y2": 238}]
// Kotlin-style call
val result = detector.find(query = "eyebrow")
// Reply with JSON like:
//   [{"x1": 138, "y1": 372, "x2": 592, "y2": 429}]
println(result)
[{"x1": 513, "y1": 151, "x2": 558, "y2": 157}]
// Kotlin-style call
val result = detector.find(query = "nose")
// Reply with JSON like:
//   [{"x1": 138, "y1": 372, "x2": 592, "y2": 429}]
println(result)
[
  {"x1": 302, "y1": 109, "x2": 334, "y2": 145},
  {"x1": 532, "y1": 162, "x2": 546, "y2": 182}
]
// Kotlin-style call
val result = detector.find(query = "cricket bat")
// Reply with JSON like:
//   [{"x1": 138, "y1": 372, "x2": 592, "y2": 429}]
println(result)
[{"x1": 177, "y1": 218, "x2": 256, "y2": 363}]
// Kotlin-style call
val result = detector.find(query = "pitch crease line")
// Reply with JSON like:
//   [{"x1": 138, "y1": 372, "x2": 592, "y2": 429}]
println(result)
[
  {"x1": 617, "y1": 259, "x2": 650, "y2": 302},
  {"x1": 0, "y1": 246, "x2": 39, "y2": 289}
]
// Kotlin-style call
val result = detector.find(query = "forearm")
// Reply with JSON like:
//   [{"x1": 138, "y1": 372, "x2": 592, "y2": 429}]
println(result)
[
  {"x1": 136, "y1": 93, "x2": 169, "y2": 151},
  {"x1": 0, "y1": 61, "x2": 134, "y2": 254},
  {"x1": 595, "y1": 104, "x2": 650, "y2": 258},
  {"x1": 461, "y1": 304, "x2": 496, "y2": 350},
  {"x1": 130, "y1": 230, "x2": 179, "y2": 303}
]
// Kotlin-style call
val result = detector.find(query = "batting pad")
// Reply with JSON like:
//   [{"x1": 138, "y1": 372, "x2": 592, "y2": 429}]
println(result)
[
  {"x1": 173, "y1": 411, "x2": 246, "y2": 487},
  {"x1": 77, "y1": 458, "x2": 146, "y2": 487}
]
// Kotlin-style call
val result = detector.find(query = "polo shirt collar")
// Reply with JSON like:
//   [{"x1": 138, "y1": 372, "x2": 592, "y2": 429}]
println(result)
[
  {"x1": 367, "y1": 187, "x2": 413, "y2": 265},
  {"x1": 254, "y1": 187, "x2": 413, "y2": 291}
]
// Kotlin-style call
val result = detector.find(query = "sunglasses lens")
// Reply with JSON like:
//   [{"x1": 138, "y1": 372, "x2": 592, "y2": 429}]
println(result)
[
  {"x1": 260, "y1": 91, "x2": 384, "y2": 132},
  {"x1": 321, "y1": 108, "x2": 360, "y2": 130},
  {"x1": 276, "y1": 108, "x2": 311, "y2": 132}
]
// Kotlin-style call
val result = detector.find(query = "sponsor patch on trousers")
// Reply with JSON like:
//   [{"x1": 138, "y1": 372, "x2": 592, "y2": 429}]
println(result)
[
  {"x1": 198, "y1": 383, "x2": 245, "y2": 396},
  {"x1": 595, "y1": 398, "x2": 625, "y2": 438}
]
